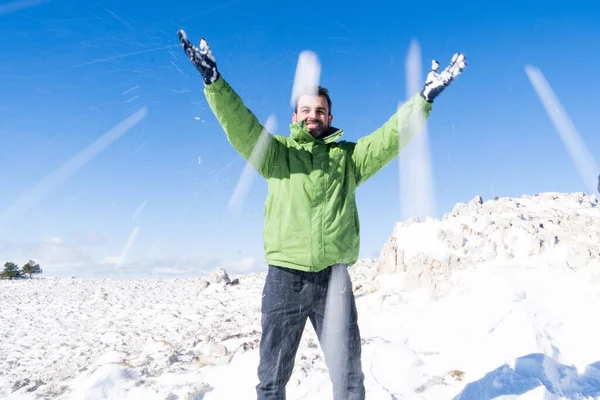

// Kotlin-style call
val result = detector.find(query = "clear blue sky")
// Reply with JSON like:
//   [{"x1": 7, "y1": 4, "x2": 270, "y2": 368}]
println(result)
[{"x1": 1, "y1": 0, "x2": 599, "y2": 278}]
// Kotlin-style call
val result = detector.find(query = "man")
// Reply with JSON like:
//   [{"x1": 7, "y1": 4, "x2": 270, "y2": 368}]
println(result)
[{"x1": 177, "y1": 30, "x2": 466, "y2": 400}]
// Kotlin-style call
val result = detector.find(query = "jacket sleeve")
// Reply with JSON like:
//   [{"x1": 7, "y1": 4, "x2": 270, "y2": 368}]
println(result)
[
  {"x1": 351, "y1": 93, "x2": 433, "y2": 186},
  {"x1": 203, "y1": 75, "x2": 283, "y2": 178}
]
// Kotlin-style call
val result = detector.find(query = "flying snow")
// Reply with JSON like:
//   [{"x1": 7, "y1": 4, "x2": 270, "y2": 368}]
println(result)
[
  {"x1": 290, "y1": 51, "x2": 321, "y2": 107},
  {"x1": 525, "y1": 65, "x2": 599, "y2": 194},
  {"x1": 0, "y1": 107, "x2": 148, "y2": 230},
  {"x1": 228, "y1": 115, "x2": 277, "y2": 214},
  {"x1": 399, "y1": 40, "x2": 434, "y2": 221}
]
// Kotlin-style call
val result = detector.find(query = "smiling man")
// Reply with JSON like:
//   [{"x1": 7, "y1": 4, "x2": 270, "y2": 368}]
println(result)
[
  {"x1": 177, "y1": 30, "x2": 466, "y2": 400},
  {"x1": 294, "y1": 87, "x2": 333, "y2": 139}
]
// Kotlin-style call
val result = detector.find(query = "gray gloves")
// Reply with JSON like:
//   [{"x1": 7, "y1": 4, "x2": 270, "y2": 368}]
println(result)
[
  {"x1": 420, "y1": 53, "x2": 467, "y2": 102},
  {"x1": 177, "y1": 30, "x2": 220, "y2": 85}
]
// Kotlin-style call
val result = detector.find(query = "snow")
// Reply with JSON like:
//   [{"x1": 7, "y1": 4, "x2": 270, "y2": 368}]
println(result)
[
  {"x1": 399, "y1": 39, "x2": 436, "y2": 222},
  {"x1": 228, "y1": 115, "x2": 277, "y2": 215},
  {"x1": 2, "y1": 192, "x2": 600, "y2": 399},
  {"x1": 526, "y1": 65, "x2": 599, "y2": 195},
  {"x1": 0, "y1": 108, "x2": 148, "y2": 231},
  {"x1": 290, "y1": 51, "x2": 321, "y2": 107}
]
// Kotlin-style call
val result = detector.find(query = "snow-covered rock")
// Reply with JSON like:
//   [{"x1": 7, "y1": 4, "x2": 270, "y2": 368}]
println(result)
[
  {"x1": 208, "y1": 268, "x2": 230, "y2": 285},
  {"x1": 376, "y1": 192, "x2": 600, "y2": 295}
]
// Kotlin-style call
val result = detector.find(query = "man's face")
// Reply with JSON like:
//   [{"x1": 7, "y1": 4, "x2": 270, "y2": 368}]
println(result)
[{"x1": 292, "y1": 94, "x2": 333, "y2": 138}]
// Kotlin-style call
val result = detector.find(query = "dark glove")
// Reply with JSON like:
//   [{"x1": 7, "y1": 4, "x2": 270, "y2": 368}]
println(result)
[
  {"x1": 177, "y1": 29, "x2": 220, "y2": 85},
  {"x1": 420, "y1": 53, "x2": 467, "y2": 102}
]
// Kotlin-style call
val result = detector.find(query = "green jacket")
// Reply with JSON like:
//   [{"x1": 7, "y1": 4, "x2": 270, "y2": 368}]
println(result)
[{"x1": 204, "y1": 76, "x2": 432, "y2": 272}]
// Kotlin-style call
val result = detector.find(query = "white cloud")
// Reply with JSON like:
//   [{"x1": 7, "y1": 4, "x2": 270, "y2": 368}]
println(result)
[
  {"x1": 73, "y1": 231, "x2": 107, "y2": 246},
  {"x1": 1, "y1": 236, "x2": 94, "y2": 275},
  {"x1": 221, "y1": 257, "x2": 266, "y2": 274},
  {"x1": 90, "y1": 255, "x2": 266, "y2": 278},
  {"x1": 42, "y1": 236, "x2": 64, "y2": 245},
  {"x1": 99, "y1": 256, "x2": 123, "y2": 267},
  {"x1": 29, "y1": 238, "x2": 92, "y2": 266},
  {"x1": 87, "y1": 255, "x2": 222, "y2": 279},
  {"x1": 1, "y1": 234, "x2": 266, "y2": 279},
  {"x1": 151, "y1": 267, "x2": 189, "y2": 275}
]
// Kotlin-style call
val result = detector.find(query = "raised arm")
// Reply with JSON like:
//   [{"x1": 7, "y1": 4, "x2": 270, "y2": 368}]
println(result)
[
  {"x1": 177, "y1": 30, "x2": 282, "y2": 178},
  {"x1": 351, "y1": 53, "x2": 467, "y2": 186},
  {"x1": 351, "y1": 94, "x2": 432, "y2": 186}
]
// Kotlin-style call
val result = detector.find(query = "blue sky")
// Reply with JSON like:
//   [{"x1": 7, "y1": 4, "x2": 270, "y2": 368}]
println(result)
[{"x1": 1, "y1": 0, "x2": 599, "y2": 278}]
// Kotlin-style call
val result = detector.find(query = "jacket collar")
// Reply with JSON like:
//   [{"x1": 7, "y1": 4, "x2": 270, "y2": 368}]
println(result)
[{"x1": 289, "y1": 120, "x2": 343, "y2": 144}]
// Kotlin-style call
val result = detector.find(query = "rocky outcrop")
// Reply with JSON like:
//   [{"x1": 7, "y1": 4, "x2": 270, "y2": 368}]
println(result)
[
  {"x1": 209, "y1": 267, "x2": 230, "y2": 284},
  {"x1": 375, "y1": 192, "x2": 600, "y2": 294}
]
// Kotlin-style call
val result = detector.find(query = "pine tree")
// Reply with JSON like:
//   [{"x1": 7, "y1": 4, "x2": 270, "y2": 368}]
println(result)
[
  {"x1": 22, "y1": 260, "x2": 43, "y2": 279},
  {"x1": 1, "y1": 262, "x2": 24, "y2": 280}
]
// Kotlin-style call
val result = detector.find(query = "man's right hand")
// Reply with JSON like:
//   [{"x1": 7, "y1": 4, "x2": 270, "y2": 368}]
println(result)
[
  {"x1": 177, "y1": 29, "x2": 220, "y2": 85},
  {"x1": 420, "y1": 53, "x2": 467, "y2": 103}
]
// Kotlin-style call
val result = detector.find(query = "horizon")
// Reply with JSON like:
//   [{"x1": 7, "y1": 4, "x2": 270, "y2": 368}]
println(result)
[
  {"x1": 1, "y1": 0, "x2": 599, "y2": 279},
  {"x1": 2, "y1": 189, "x2": 596, "y2": 280}
]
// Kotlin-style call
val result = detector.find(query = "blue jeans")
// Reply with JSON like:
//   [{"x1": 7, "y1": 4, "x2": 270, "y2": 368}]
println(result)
[{"x1": 256, "y1": 264, "x2": 365, "y2": 400}]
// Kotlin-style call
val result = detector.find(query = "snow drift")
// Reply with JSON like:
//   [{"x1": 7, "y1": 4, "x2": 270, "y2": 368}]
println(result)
[{"x1": 2, "y1": 192, "x2": 600, "y2": 399}]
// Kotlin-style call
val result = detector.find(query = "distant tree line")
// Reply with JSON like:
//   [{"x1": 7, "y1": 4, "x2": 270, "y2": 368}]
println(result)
[{"x1": 1, "y1": 260, "x2": 43, "y2": 279}]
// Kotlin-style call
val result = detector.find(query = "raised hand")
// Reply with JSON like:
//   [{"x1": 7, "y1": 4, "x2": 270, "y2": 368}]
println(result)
[
  {"x1": 177, "y1": 29, "x2": 220, "y2": 85},
  {"x1": 420, "y1": 53, "x2": 467, "y2": 102}
]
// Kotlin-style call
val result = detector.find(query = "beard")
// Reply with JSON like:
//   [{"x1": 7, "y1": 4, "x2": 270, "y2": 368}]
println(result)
[{"x1": 306, "y1": 119, "x2": 328, "y2": 138}]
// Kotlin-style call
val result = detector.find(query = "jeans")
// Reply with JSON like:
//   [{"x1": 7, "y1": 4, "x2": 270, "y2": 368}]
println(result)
[{"x1": 256, "y1": 264, "x2": 365, "y2": 400}]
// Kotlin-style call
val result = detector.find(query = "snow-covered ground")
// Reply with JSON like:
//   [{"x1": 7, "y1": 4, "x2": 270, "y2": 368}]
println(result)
[{"x1": 2, "y1": 192, "x2": 600, "y2": 399}]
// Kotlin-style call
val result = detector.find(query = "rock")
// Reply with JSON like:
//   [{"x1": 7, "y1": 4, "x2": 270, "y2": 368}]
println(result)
[
  {"x1": 167, "y1": 353, "x2": 179, "y2": 365},
  {"x1": 182, "y1": 383, "x2": 212, "y2": 400},
  {"x1": 206, "y1": 342, "x2": 228, "y2": 357},
  {"x1": 197, "y1": 333, "x2": 212, "y2": 343},
  {"x1": 451, "y1": 202, "x2": 469, "y2": 217},
  {"x1": 209, "y1": 268, "x2": 230, "y2": 284},
  {"x1": 468, "y1": 195, "x2": 483, "y2": 208},
  {"x1": 198, "y1": 280, "x2": 210, "y2": 290},
  {"x1": 376, "y1": 236, "x2": 398, "y2": 275},
  {"x1": 12, "y1": 378, "x2": 31, "y2": 392},
  {"x1": 372, "y1": 191, "x2": 600, "y2": 296},
  {"x1": 446, "y1": 232, "x2": 466, "y2": 250},
  {"x1": 196, "y1": 354, "x2": 213, "y2": 367},
  {"x1": 480, "y1": 239, "x2": 498, "y2": 260}
]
